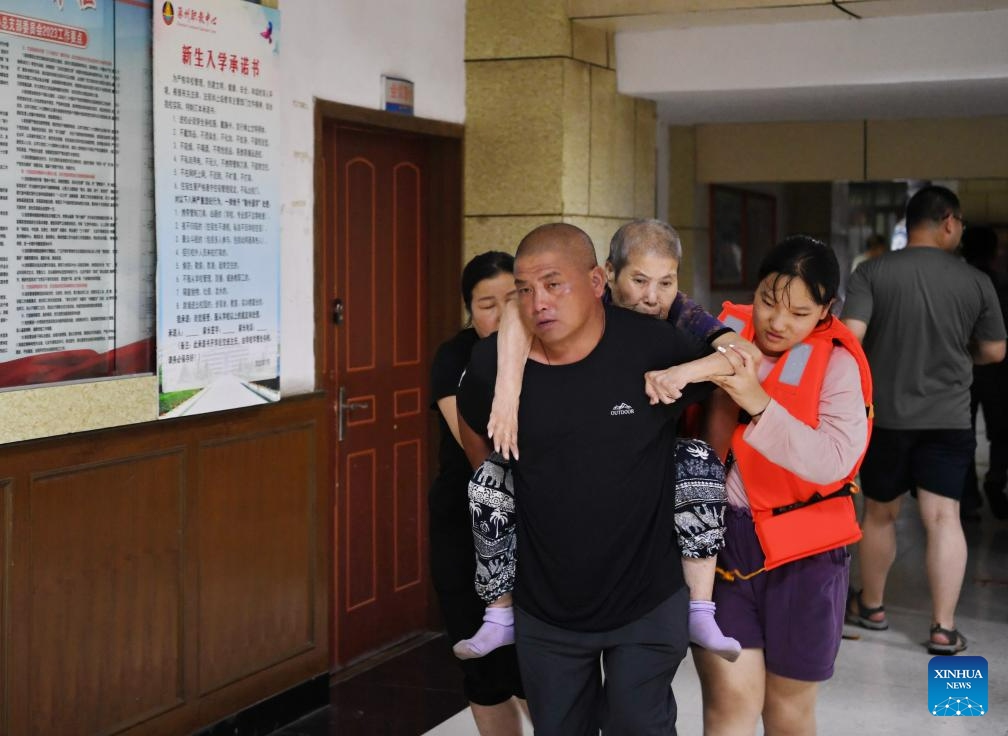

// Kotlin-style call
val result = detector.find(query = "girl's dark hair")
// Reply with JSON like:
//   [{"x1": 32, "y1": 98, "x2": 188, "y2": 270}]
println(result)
[
  {"x1": 461, "y1": 251, "x2": 514, "y2": 315},
  {"x1": 757, "y1": 235, "x2": 839, "y2": 307}
]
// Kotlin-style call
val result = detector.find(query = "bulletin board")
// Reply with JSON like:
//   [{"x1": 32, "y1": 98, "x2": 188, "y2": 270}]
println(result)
[
  {"x1": 153, "y1": 0, "x2": 281, "y2": 416},
  {"x1": 0, "y1": 0, "x2": 282, "y2": 423},
  {"x1": 0, "y1": 0, "x2": 154, "y2": 389}
]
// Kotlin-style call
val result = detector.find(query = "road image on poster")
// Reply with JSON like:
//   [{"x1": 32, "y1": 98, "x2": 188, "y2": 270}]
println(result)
[
  {"x1": 153, "y1": 0, "x2": 280, "y2": 416},
  {"x1": 0, "y1": 0, "x2": 154, "y2": 389}
]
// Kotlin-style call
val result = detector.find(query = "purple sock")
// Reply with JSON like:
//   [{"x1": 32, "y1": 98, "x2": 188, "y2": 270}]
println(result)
[
  {"x1": 689, "y1": 600, "x2": 741, "y2": 662},
  {"x1": 452, "y1": 606, "x2": 515, "y2": 660}
]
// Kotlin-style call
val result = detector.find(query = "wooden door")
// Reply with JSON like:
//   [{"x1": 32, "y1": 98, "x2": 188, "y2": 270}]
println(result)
[{"x1": 323, "y1": 123, "x2": 430, "y2": 666}]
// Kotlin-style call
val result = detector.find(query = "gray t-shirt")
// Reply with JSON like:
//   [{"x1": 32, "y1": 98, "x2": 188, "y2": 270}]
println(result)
[{"x1": 842, "y1": 246, "x2": 1006, "y2": 429}]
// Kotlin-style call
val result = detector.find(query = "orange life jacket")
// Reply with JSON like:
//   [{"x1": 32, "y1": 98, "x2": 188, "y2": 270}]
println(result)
[{"x1": 718, "y1": 302, "x2": 874, "y2": 570}]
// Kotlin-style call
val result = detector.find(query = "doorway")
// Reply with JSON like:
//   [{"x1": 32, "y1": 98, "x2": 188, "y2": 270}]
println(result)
[{"x1": 318, "y1": 104, "x2": 462, "y2": 668}]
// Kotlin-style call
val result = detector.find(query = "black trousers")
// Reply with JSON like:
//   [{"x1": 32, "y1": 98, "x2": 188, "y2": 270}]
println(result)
[{"x1": 514, "y1": 587, "x2": 689, "y2": 736}]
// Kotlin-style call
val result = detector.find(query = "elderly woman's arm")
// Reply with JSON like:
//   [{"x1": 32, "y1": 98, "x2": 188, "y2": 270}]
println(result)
[{"x1": 645, "y1": 292, "x2": 760, "y2": 404}]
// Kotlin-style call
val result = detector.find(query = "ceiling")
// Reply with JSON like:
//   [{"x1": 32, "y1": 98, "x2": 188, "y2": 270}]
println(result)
[
  {"x1": 570, "y1": 0, "x2": 1008, "y2": 30},
  {"x1": 569, "y1": 0, "x2": 1008, "y2": 124}
]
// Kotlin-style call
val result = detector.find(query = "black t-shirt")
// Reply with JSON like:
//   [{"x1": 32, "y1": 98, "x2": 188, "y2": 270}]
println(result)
[
  {"x1": 430, "y1": 328, "x2": 480, "y2": 485},
  {"x1": 457, "y1": 305, "x2": 712, "y2": 631}
]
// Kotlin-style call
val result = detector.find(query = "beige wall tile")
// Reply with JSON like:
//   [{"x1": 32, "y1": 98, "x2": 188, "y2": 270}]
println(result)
[
  {"x1": 562, "y1": 215, "x2": 629, "y2": 264},
  {"x1": 464, "y1": 215, "x2": 634, "y2": 272},
  {"x1": 0, "y1": 376, "x2": 158, "y2": 445},
  {"x1": 677, "y1": 227, "x2": 701, "y2": 296},
  {"x1": 464, "y1": 215, "x2": 556, "y2": 263},
  {"x1": 667, "y1": 126, "x2": 697, "y2": 228},
  {"x1": 986, "y1": 192, "x2": 1008, "y2": 223},
  {"x1": 960, "y1": 179, "x2": 1008, "y2": 194},
  {"x1": 465, "y1": 60, "x2": 566, "y2": 215},
  {"x1": 867, "y1": 117, "x2": 1008, "y2": 180},
  {"x1": 562, "y1": 59, "x2": 592, "y2": 216},
  {"x1": 607, "y1": 31, "x2": 616, "y2": 69},
  {"x1": 696, "y1": 121, "x2": 864, "y2": 182},
  {"x1": 589, "y1": 68, "x2": 636, "y2": 217},
  {"x1": 569, "y1": 0, "x2": 825, "y2": 15},
  {"x1": 572, "y1": 22, "x2": 608, "y2": 66},
  {"x1": 690, "y1": 184, "x2": 716, "y2": 308},
  {"x1": 634, "y1": 99, "x2": 657, "y2": 218},
  {"x1": 466, "y1": 0, "x2": 571, "y2": 60},
  {"x1": 958, "y1": 192, "x2": 988, "y2": 223}
]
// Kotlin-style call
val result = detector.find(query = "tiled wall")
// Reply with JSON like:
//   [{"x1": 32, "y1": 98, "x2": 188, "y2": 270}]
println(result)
[
  {"x1": 672, "y1": 116, "x2": 1008, "y2": 302},
  {"x1": 959, "y1": 180, "x2": 1008, "y2": 225},
  {"x1": 0, "y1": 376, "x2": 157, "y2": 444},
  {"x1": 464, "y1": 1, "x2": 657, "y2": 263}
]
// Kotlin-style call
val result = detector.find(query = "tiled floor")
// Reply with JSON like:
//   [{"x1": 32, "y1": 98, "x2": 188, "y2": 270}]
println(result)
[
  {"x1": 275, "y1": 437, "x2": 1008, "y2": 736},
  {"x1": 267, "y1": 634, "x2": 468, "y2": 735}
]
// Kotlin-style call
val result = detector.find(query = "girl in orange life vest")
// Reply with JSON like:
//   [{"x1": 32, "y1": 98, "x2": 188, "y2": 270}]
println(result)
[{"x1": 686, "y1": 235, "x2": 872, "y2": 736}]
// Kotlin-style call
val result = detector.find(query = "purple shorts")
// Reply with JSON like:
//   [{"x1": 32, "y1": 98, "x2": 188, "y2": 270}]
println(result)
[{"x1": 713, "y1": 506, "x2": 850, "y2": 682}]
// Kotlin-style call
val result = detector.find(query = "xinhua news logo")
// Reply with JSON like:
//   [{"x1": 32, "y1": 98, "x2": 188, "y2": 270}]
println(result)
[{"x1": 929, "y1": 656, "x2": 987, "y2": 716}]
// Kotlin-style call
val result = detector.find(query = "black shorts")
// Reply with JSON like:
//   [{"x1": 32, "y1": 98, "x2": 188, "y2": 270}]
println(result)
[{"x1": 859, "y1": 427, "x2": 975, "y2": 502}]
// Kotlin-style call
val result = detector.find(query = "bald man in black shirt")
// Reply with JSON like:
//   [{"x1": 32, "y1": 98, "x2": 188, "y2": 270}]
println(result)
[{"x1": 458, "y1": 223, "x2": 712, "y2": 735}]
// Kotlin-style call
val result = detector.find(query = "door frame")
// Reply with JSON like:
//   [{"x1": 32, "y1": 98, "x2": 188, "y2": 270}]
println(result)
[{"x1": 314, "y1": 101, "x2": 463, "y2": 669}]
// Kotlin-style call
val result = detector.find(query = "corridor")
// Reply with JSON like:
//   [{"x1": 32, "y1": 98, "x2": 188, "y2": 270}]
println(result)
[{"x1": 274, "y1": 433, "x2": 1008, "y2": 735}]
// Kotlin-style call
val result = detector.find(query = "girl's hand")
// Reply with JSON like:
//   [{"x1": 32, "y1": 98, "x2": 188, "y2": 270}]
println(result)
[{"x1": 708, "y1": 345, "x2": 771, "y2": 417}]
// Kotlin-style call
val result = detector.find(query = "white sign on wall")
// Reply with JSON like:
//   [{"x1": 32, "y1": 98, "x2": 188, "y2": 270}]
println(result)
[
  {"x1": 153, "y1": 0, "x2": 281, "y2": 416},
  {"x1": 382, "y1": 74, "x2": 414, "y2": 115}
]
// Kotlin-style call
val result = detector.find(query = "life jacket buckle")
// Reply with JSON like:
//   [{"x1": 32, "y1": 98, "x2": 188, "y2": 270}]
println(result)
[{"x1": 770, "y1": 482, "x2": 855, "y2": 516}]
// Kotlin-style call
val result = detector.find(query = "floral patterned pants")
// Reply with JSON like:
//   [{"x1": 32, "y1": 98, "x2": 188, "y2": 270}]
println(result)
[{"x1": 468, "y1": 439, "x2": 727, "y2": 604}]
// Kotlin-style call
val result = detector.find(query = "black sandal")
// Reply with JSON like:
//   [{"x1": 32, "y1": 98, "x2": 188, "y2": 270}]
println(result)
[
  {"x1": 928, "y1": 624, "x2": 967, "y2": 655},
  {"x1": 845, "y1": 589, "x2": 888, "y2": 630}
]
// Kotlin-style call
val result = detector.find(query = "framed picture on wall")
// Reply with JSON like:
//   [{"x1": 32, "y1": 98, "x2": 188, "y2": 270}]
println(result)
[{"x1": 709, "y1": 185, "x2": 777, "y2": 289}]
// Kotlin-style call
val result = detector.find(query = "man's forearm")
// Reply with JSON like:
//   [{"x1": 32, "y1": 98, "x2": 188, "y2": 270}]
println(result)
[{"x1": 971, "y1": 339, "x2": 1007, "y2": 365}]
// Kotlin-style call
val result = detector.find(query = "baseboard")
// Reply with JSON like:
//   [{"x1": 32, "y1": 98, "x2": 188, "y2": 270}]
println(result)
[{"x1": 191, "y1": 674, "x2": 329, "y2": 736}]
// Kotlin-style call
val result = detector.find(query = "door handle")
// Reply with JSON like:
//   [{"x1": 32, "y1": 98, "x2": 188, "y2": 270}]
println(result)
[{"x1": 338, "y1": 386, "x2": 369, "y2": 441}]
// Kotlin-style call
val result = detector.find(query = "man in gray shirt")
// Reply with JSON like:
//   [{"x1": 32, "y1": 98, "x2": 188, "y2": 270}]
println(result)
[{"x1": 842, "y1": 185, "x2": 1005, "y2": 655}]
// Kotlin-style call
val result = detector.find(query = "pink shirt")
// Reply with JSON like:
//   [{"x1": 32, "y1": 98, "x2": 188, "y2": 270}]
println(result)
[{"x1": 726, "y1": 346, "x2": 869, "y2": 509}]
